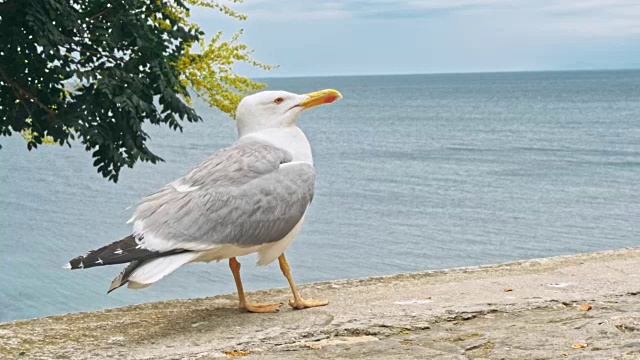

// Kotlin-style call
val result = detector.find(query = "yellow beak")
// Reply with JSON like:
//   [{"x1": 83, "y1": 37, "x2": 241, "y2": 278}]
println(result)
[{"x1": 298, "y1": 89, "x2": 343, "y2": 109}]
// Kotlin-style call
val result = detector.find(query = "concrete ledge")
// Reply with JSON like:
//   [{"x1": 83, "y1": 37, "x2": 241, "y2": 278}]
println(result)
[{"x1": 1, "y1": 248, "x2": 639, "y2": 359}]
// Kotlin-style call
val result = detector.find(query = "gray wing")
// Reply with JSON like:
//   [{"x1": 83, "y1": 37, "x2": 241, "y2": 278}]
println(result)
[{"x1": 129, "y1": 140, "x2": 315, "y2": 252}]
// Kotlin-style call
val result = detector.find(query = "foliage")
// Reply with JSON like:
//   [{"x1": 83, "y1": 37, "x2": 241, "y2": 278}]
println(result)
[{"x1": 0, "y1": 0, "x2": 272, "y2": 182}]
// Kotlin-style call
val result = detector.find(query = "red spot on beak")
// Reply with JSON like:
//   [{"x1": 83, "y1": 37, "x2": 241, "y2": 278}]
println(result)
[{"x1": 324, "y1": 94, "x2": 338, "y2": 104}]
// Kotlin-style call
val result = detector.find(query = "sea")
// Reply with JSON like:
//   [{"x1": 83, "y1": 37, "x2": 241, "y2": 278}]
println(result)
[{"x1": 1, "y1": 70, "x2": 639, "y2": 323}]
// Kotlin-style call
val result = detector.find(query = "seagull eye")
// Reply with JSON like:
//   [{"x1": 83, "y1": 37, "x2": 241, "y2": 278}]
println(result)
[{"x1": 274, "y1": 97, "x2": 284, "y2": 105}]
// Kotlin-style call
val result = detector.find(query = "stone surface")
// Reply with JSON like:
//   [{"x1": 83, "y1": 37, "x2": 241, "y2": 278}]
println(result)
[{"x1": 1, "y1": 248, "x2": 639, "y2": 359}]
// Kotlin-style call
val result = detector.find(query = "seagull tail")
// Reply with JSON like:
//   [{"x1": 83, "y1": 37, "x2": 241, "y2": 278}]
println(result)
[
  {"x1": 65, "y1": 235, "x2": 188, "y2": 270},
  {"x1": 108, "y1": 252, "x2": 200, "y2": 293}
]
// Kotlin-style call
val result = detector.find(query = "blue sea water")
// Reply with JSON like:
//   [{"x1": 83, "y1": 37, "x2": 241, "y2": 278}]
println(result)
[{"x1": 1, "y1": 70, "x2": 639, "y2": 322}]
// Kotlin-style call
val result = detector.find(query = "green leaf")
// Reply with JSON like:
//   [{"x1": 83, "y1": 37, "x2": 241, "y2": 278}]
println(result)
[{"x1": 0, "y1": 0, "x2": 273, "y2": 182}]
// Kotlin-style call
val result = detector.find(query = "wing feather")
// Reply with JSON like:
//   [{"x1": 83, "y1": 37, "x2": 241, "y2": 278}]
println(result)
[{"x1": 129, "y1": 140, "x2": 315, "y2": 252}]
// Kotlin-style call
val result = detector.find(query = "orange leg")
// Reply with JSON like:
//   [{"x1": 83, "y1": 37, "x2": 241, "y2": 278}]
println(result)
[
  {"x1": 278, "y1": 253, "x2": 329, "y2": 310},
  {"x1": 229, "y1": 257, "x2": 281, "y2": 313}
]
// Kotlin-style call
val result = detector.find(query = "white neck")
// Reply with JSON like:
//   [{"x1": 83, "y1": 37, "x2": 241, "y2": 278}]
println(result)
[{"x1": 239, "y1": 126, "x2": 313, "y2": 165}]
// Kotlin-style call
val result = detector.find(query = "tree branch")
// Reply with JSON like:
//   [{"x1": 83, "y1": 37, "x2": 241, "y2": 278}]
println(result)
[
  {"x1": 0, "y1": 66, "x2": 56, "y2": 119},
  {"x1": 0, "y1": 2, "x2": 18, "y2": 10},
  {"x1": 87, "y1": 7, "x2": 112, "y2": 22}
]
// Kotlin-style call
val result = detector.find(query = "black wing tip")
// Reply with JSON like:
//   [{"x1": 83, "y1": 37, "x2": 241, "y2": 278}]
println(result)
[
  {"x1": 67, "y1": 256, "x2": 86, "y2": 270},
  {"x1": 107, "y1": 261, "x2": 140, "y2": 294}
]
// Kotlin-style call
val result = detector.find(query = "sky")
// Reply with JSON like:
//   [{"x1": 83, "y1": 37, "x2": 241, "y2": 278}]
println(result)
[{"x1": 192, "y1": 0, "x2": 640, "y2": 77}]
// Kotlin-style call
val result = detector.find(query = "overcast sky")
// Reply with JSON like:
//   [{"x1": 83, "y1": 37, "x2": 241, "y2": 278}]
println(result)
[{"x1": 192, "y1": 0, "x2": 640, "y2": 77}]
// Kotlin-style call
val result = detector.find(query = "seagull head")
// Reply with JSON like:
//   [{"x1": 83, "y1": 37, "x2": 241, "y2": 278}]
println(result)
[{"x1": 236, "y1": 89, "x2": 342, "y2": 135}]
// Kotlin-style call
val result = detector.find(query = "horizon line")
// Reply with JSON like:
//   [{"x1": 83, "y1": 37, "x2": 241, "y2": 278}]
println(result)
[{"x1": 255, "y1": 66, "x2": 640, "y2": 80}]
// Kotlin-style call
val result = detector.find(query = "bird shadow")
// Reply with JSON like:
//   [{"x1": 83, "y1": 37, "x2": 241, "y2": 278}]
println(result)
[{"x1": 127, "y1": 296, "x2": 299, "y2": 344}]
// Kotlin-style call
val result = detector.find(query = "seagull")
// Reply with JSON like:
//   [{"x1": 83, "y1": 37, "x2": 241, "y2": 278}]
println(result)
[{"x1": 65, "y1": 89, "x2": 342, "y2": 312}]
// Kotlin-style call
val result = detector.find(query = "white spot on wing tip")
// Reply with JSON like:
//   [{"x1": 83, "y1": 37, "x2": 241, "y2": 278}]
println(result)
[{"x1": 62, "y1": 263, "x2": 72, "y2": 269}]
